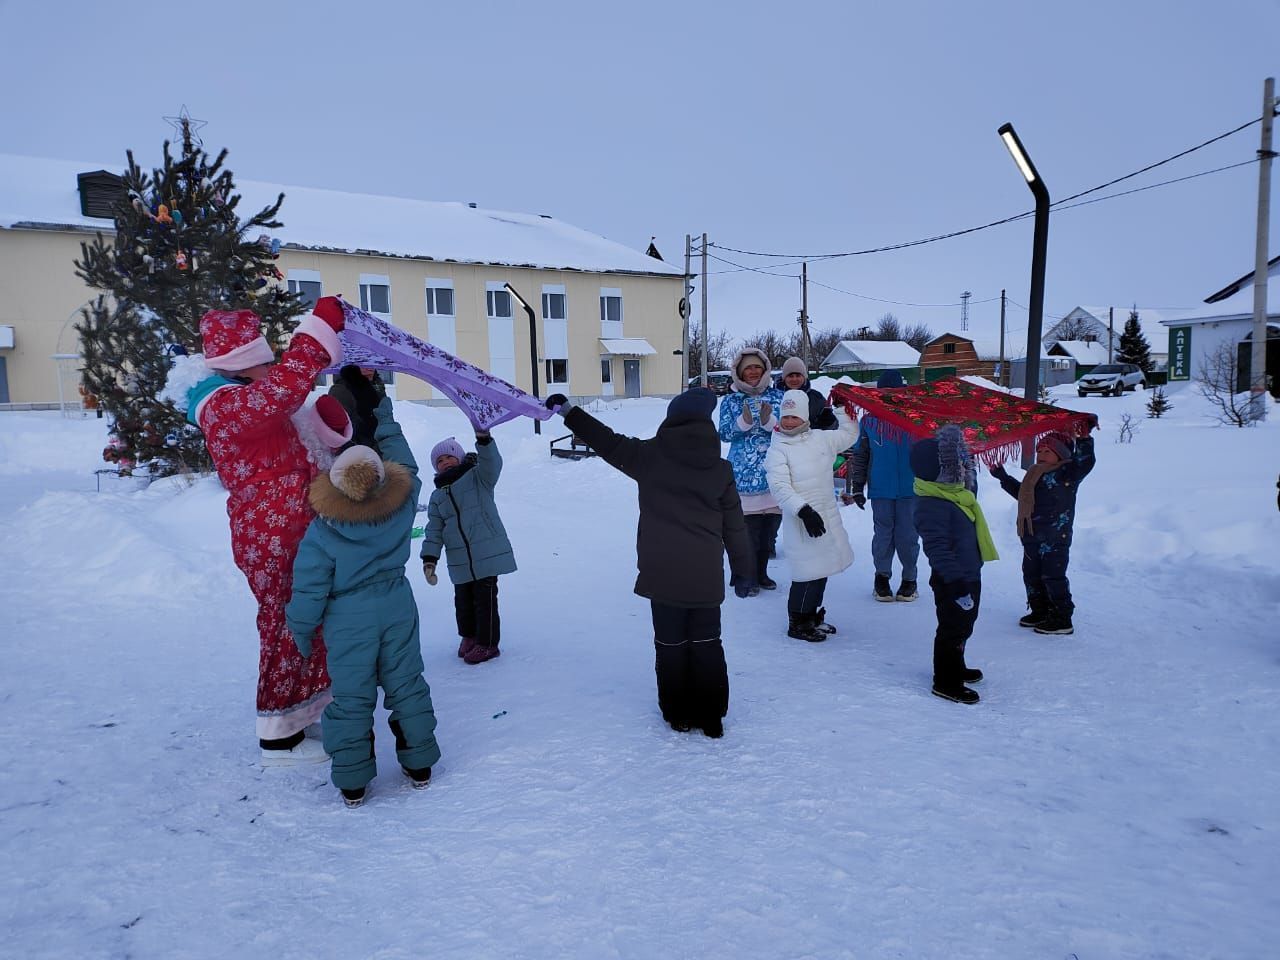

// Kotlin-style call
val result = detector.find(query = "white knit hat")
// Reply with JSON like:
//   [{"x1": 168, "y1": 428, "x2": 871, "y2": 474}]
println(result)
[
  {"x1": 329, "y1": 445, "x2": 385, "y2": 501},
  {"x1": 779, "y1": 389, "x2": 810, "y2": 423}
]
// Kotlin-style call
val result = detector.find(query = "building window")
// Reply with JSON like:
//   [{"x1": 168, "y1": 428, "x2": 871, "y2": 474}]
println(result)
[
  {"x1": 487, "y1": 288, "x2": 513, "y2": 319},
  {"x1": 600, "y1": 358, "x2": 613, "y2": 383},
  {"x1": 359, "y1": 274, "x2": 391, "y2": 315},
  {"x1": 600, "y1": 287, "x2": 623, "y2": 338},
  {"x1": 426, "y1": 283, "x2": 455, "y2": 318},
  {"x1": 943, "y1": 342, "x2": 957, "y2": 354},
  {"x1": 546, "y1": 359, "x2": 569, "y2": 384},
  {"x1": 542, "y1": 291, "x2": 566, "y2": 320},
  {"x1": 287, "y1": 269, "x2": 322, "y2": 309}
]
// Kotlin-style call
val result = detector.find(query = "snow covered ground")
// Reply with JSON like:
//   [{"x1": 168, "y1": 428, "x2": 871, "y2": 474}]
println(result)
[{"x1": 1, "y1": 384, "x2": 1277, "y2": 960}]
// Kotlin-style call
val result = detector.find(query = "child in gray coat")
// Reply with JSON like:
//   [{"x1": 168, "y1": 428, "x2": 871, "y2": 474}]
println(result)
[{"x1": 420, "y1": 432, "x2": 517, "y2": 665}]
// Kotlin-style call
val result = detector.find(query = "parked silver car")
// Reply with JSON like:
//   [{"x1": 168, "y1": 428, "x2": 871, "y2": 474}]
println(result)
[{"x1": 1077, "y1": 363, "x2": 1145, "y2": 397}]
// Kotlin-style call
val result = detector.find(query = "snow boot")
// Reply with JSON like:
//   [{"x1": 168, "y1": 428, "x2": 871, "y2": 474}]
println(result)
[
  {"x1": 341, "y1": 786, "x2": 366, "y2": 808},
  {"x1": 457, "y1": 636, "x2": 478, "y2": 659},
  {"x1": 1034, "y1": 610, "x2": 1074, "y2": 635},
  {"x1": 959, "y1": 667, "x2": 984, "y2": 684},
  {"x1": 812, "y1": 607, "x2": 838, "y2": 635},
  {"x1": 932, "y1": 683, "x2": 980, "y2": 704},
  {"x1": 701, "y1": 718, "x2": 724, "y2": 738},
  {"x1": 757, "y1": 572, "x2": 778, "y2": 590},
  {"x1": 787, "y1": 613, "x2": 826, "y2": 643},
  {"x1": 874, "y1": 574, "x2": 895, "y2": 602},
  {"x1": 895, "y1": 579, "x2": 918, "y2": 602},
  {"x1": 1018, "y1": 597, "x2": 1051, "y2": 629},
  {"x1": 403, "y1": 766, "x2": 432, "y2": 789},
  {"x1": 464, "y1": 643, "x2": 502, "y2": 665}
]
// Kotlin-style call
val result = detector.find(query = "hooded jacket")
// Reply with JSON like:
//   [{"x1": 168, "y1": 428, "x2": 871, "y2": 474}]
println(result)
[
  {"x1": 718, "y1": 347, "x2": 784, "y2": 496},
  {"x1": 994, "y1": 436, "x2": 1095, "y2": 544},
  {"x1": 564, "y1": 405, "x2": 753, "y2": 607},
  {"x1": 419, "y1": 438, "x2": 517, "y2": 584}
]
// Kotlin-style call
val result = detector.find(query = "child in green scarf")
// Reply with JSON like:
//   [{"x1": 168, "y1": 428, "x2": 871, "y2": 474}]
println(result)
[{"x1": 909, "y1": 425, "x2": 998, "y2": 704}]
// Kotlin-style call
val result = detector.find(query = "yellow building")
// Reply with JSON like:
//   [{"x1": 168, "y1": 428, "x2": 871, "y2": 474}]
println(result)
[{"x1": 0, "y1": 154, "x2": 686, "y2": 407}]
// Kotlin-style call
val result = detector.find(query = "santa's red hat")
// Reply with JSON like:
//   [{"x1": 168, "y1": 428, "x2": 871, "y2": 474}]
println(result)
[{"x1": 200, "y1": 309, "x2": 274, "y2": 371}]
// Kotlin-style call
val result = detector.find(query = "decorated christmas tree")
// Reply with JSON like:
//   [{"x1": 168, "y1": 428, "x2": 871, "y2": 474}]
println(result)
[
  {"x1": 74, "y1": 113, "x2": 306, "y2": 476},
  {"x1": 1116, "y1": 308, "x2": 1153, "y2": 376}
]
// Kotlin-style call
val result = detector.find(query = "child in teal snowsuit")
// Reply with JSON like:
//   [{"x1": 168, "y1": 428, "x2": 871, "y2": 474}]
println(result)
[{"x1": 287, "y1": 396, "x2": 441, "y2": 807}]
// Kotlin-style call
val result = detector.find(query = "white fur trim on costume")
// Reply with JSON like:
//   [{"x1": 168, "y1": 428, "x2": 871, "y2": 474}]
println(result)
[
  {"x1": 330, "y1": 444, "x2": 385, "y2": 487},
  {"x1": 291, "y1": 401, "x2": 350, "y2": 472},
  {"x1": 292, "y1": 314, "x2": 343, "y2": 365},
  {"x1": 159, "y1": 353, "x2": 215, "y2": 412},
  {"x1": 207, "y1": 335, "x2": 274, "y2": 372}
]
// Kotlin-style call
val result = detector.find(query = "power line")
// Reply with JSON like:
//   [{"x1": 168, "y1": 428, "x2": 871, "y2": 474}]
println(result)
[
  {"x1": 806, "y1": 278, "x2": 1001, "y2": 309},
  {"x1": 709, "y1": 117, "x2": 1264, "y2": 261}
]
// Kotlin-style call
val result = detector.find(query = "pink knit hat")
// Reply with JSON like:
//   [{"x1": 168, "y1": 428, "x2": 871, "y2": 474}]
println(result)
[{"x1": 200, "y1": 309, "x2": 274, "y2": 371}]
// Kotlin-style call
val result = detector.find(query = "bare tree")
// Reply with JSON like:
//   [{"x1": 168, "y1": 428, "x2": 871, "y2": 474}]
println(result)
[
  {"x1": 740, "y1": 329, "x2": 791, "y2": 369},
  {"x1": 1196, "y1": 341, "x2": 1260, "y2": 427},
  {"x1": 873, "y1": 312, "x2": 902, "y2": 341},
  {"x1": 1116, "y1": 412, "x2": 1138, "y2": 443},
  {"x1": 687, "y1": 327, "x2": 736, "y2": 378},
  {"x1": 1048, "y1": 314, "x2": 1098, "y2": 342},
  {"x1": 902, "y1": 322, "x2": 934, "y2": 351},
  {"x1": 809, "y1": 327, "x2": 846, "y2": 369}
]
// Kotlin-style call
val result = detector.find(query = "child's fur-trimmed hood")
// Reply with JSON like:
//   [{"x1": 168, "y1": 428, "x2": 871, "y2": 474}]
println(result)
[{"x1": 308, "y1": 459, "x2": 414, "y2": 525}]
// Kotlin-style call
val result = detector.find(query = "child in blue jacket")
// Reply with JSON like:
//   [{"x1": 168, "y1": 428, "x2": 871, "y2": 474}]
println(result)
[
  {"x1": 420, "y1": 432, "x2": 517, "y2": 665},
  {"x1": 287, "y1": 397, "x2": 441, "y2": 807}
]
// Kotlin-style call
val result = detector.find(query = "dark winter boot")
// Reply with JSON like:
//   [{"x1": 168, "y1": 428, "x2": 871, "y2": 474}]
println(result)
[
  {"x1": 701, "y1": 718, "x2": 724, "y2": 739},
  {"x1": 787, "y1": 613, "x2": 826, "y2": 643},
  {"x1": 341, "y1": 786, "x2": 367, "y2": 808},
  {"x1": 931, "y1": 682, "x2": 980, "y2": 704},
  {"x1": 1034, "y1": 609, "x2": 1074, "y2": 635},
  {"x1": 1018, "y1": 596, "x2": 1051, "y2": 629},
  {"x1": 812, "y1": 607, "x2": 838, "y2": 635},
  {"x1": 894, "y1": 580, "x2": 918, "y2": 602},
  {"x1": 874, "y1": 574, "x2": 894, "y2": 602},
  {"x1": 457, "y1": 636, "x2": 478, "y2": 659},
  {"x1": 959, "y1": 667, "x2": 984, "y2": 684},
  {"x1": 402, "y1": 766, "x2": 432, "y2": 789}
]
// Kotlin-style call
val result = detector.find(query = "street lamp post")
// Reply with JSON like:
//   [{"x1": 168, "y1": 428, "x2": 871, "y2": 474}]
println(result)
[
  {"x1": 998, "y1": 122, "x2": 1051, "y2": 465},
  {"x1": 503, "y1": 282, "x2": 541, "y2": 435}
]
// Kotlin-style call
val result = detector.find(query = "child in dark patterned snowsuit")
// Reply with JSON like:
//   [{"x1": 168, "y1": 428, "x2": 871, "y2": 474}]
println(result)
[{"x1": 990, "y1": 424, "x2": 1096, "y2": 636}]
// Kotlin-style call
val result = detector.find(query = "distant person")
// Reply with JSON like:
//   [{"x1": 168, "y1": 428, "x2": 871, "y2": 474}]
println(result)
[
  {"x1": 420, "y1": 432, "x2": 516, "y2": 665},
  {"x1": 763, "y1": 391, "x2": 860, "y2": 641},
  {"x1": 718, "y1": 347, "x2": 785, "y2": 595},
  {"x1": 287, "y1": 394, "x2": 440, "y2": 808},
  {"x1": 777, "y1": 356, "x2": 837, "y2": 429},
  {"x1": 545, "y1": 388, "x2": 753, "y2": 737},
  {"x1": 911, "y1": 425, "x2": 999, "y2": 704},
  {"x1": 989, "y1": 420, "x2": 1097, "y2": 636},
  {"x1": 844, "y1": 370, "x2": 920, "y2": 602}
]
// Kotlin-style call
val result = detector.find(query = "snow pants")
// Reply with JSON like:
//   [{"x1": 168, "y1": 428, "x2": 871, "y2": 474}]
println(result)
[
  {"x1": 453, "y1": 575, "x2": 500, "y2": 649},
  {"x1": 787, "y1": 577, "x2": 828, "y2": 616},
  {"x1": 322, "y1": 576, "x2": 441, "y2": 791},
  {"x1": 870, "y1": 497, "x2": 920, "y2": 580},
  {"x1": 650, "y1": 601, "x2": 728, "y2": 729},
  {"x1": 743, "y1": 512, "x2": 782, "y2": 584},
  {"x1": 1021, "y1": 537, "x2": 1073, "y2": 616},
  {"x1": 929, "y1": 573, "x2": 982, "y2": 685}
]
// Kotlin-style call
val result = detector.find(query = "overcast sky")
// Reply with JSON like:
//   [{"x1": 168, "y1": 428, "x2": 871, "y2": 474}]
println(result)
[{"x1": 2, "y1": 0, "x2": 1277, "y2": 347}]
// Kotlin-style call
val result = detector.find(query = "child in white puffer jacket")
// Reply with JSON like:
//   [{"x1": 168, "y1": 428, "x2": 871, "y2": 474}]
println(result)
[{"x1": 763, "y1": 390, "x2": 860, "y2": 642}]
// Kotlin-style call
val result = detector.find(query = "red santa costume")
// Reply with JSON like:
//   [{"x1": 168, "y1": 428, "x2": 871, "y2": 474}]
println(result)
[{"x1": 190, "y1": 302, "x2": 350, "y2": 753}]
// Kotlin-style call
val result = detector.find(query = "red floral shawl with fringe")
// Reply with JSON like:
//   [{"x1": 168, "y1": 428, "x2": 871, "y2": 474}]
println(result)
[{"x1": 829, "y1": 377, "x2": 1093, "y2": 466}]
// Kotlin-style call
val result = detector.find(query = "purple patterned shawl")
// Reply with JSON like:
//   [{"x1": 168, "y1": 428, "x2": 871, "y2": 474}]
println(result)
[{"x1": 326, "y1": 301, "x2": 553, "y2": 431}]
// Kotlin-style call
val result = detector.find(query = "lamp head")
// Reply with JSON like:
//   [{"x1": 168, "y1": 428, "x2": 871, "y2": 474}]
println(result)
[
  {"x1": 502, "y1": 282, "x2": 530, "y2": 311},
  {"x1": 998, "y1": 122, "x2": 1040, "y2": 186}
]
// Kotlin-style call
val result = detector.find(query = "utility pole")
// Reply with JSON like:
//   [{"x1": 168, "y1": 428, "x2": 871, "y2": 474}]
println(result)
[
  {"x1": 700, "y1": 232, "x2": 709, "y2": 388},
  {"x1": 798, "y1": 261, "x2": 812, "y2": 369},
  {"x1": 1250, "y1": 76, "x2": 1276, "y2": 420},
  {"x1": 1108, "y1": 306, "x2": 1114, "y2": 363},
  {"x1": 998, "y1": 289, "x2": 1007, "y2": 387},
  {"x1": 682, "y1": 234, "x2": 693, "y2": 386}
]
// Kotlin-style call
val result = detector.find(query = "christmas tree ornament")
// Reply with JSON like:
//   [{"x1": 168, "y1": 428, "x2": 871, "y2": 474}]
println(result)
[
  {"x1": 165, "y1": 431, "x2": 180, "y2": 446},
  {"x1": 143, "y1": 254, "x2": 155, "y2": 273},
  {"x1": 270, "y1": 238, "x2": 281, "y2": 256},
  {"x1": 172, "y1": 209, "x2": 184, "y2": 227},
  {"x1": 175, "y1": 250, "x2": 188, "y2": 270},
  {"x1": 156, "y1": 204, "x2": 173, "y2": 224}
]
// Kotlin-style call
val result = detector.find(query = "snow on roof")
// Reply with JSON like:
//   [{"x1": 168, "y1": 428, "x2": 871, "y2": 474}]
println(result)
[
  {"x1": 1161, "y1": 272, "x2": 1280, "y2": 325},
  {"x1": 0, "y1": 153, "x2": 682, "y2": 278},
  {"x1": 599, "y1": 338, "x2": 656, "y2": 356},
  {"x1": 824, "y1": 340, "x2": 920, "y2": 367},
  {"x1": 1050, "y1": 340, "x2": 1111, "y2": 364}
]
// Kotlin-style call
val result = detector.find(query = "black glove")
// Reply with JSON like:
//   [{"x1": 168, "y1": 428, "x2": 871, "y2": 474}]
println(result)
[
  {"x1": 850, "y1": 492, "x2": 866, "y2": 509},
  {"x1": 989, "y1": 464, "x2": 1008, "y2": 479},
  {"x1": 339, "y1": 365, "x2": 382, "y2": 420},
  {"x1": 797, "y1": 504, "x2": 826, "y2": 538},
  {"x1": 545, "y1": 393, "x2": 568, "y2": 411}
]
